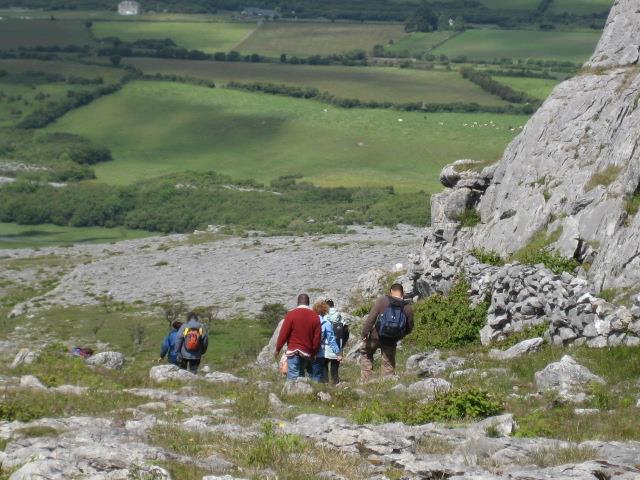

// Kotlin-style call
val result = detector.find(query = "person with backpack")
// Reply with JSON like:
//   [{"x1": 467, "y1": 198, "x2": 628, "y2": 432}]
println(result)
[
  {"x1": 274, "y1": 293, "x2": 321, "y2": 381},
  {"x1": 323, "y1": 299, "x2": 349, "y2": 384},
  {"x1": 174, "y1": 312, "x2": 208, "y2": 373},
  {"x1": 159, "y1": 321, "x2": 183, "y2": 365},
  {"x1": 360, "y1": 283, "x2": 413, "y2": 382},
  {"x1": 310, "y1": 300, "x2": 342, "y2": 382}
]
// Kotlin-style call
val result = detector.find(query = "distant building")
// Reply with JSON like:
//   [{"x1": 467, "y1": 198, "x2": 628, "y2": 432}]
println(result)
[
  {"x1": 118, "y1": 1, "x2": 140, "y2": 16},
  {"x1": 241, "y1": 7, "x2": 279, "y2": 20}
]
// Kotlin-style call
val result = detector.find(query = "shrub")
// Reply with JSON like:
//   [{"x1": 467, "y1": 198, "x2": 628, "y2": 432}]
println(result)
[
  {"x1": 585, "y1": 165, "x2": 622, "y2": 191},
  {"x1": 257, "y1": 303, "x2": 287, "y2": 330},
  {"x1": 511, "y1": 228, "x2": 579, "y2": 274},
  {"x1": 354, "y1": 388, "x2": 502, "y2": 425},
  {"x1": 457, "y1": 208, "x2": 481, "y2": 227},
  {"x1": 624, "y1": 192, "x2": 640, "y2": 217},
  {"x1": 409, "y1": 277, "x2": 489, "y2": 349},
  {"x1": 469, "y1": 248, "x2": 504, "y2": 266}
]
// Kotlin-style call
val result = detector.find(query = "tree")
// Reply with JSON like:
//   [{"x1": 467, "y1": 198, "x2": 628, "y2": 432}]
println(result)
[
  {"x1": 438, "y1": 14, "x2": 449, "y2": 31},
  {"x1": 405, "y1": 0, "x2": 439, "y2": 32},
  {"x1": 280, "y1": 53, "x2": 287, "y2": 63},
  {"x1": 84, "y1": 21, "x2": 93, "y2": 29},
  {"x1": 109, "y1": 55, "x2": 122, "y2": 67},
  {"x1": 372, "y1": 44, "x2": 385, "y2": 57}
]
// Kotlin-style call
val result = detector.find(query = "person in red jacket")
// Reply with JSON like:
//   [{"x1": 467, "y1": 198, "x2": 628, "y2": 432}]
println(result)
[{"x1": 275, "y1": 293, "x2": 321, "y2": 380}]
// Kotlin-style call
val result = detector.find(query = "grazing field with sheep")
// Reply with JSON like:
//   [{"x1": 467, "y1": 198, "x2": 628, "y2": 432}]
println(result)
[{"x1": 45, "y1": 80, "x2": 527, "y2": 192}]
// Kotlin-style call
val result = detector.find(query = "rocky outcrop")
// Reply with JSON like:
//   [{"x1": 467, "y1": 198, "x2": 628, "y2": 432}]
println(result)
[
  {"x1": 489, "y1": 338, "x2": 544, "y2": 360},
  {"x1": 408, "y1": 0, "x2": 640, "y2": 338}
]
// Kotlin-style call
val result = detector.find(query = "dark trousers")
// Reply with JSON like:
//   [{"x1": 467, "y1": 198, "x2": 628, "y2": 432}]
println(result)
[
  {"x1": 323, "y1": 359, "x2": 340, "y2": 384},
  {"x1": 179, "y1": 358, "x2": 201, "y2": 373}
]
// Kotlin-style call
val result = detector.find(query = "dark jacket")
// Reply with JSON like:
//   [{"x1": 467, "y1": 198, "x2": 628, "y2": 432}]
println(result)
[
  {"x1": 174, "y1": 318, "x2": 209, "y2": 360},
  {"x1": 362, "y1": 295, "x2": 414, "y2": 344},
  {"x1": 160, "y1": 329, "x2": 180, "y2": 364}
]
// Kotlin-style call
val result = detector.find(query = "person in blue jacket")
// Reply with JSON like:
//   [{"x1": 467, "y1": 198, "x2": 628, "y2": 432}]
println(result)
[
  {"x1": 159, "y1": 321, "x2": 183, "y2": 365},
  {"x1": 311, "y1": 301, "x2": 342, "y2": 382}
]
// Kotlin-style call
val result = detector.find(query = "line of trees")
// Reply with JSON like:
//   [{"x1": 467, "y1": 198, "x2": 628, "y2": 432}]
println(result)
[
  {"x1": 460, "y1": 67, "x2": 540, "y2": 105},
  {"x1": 226, "y1": 80, "x2": 538, "y2": 114}
]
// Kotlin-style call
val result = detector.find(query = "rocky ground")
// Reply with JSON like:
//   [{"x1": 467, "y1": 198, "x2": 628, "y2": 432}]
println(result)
[{"x1": 2, "y1": 225, "x2": 422, "y2": 318}]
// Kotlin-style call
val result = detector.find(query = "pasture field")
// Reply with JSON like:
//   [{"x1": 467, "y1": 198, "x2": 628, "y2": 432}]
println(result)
[
  {"x1": 0, "y1": 18, "x2": 93, "y2": 48},
  {"x1": 92, "y1": 21, "x2": 255, "y2": 53},
  {"x1": 129, "y1": 58, "x2": 508, "y2": 105},
  {"x1": 0, "y1": 10, "x2": 232, "y2": 22},
  {"x1": 432, "y1": 29, "x2": 602, "y2": 63},
  {"x1": 0, "y1": 222, "x2": 152, "y2": 249},
  {"x1": 45, "y1": 81, "x2": 527, "y2": 192},
  {"x1": 549, "y1": 0, "x2": 613, "y2": 14},
  {"x1": 477, "y1": 0, "x2": 541, "y2": 11},
  {"x1": 383, "y1": 31, "x2": 455, "y2": 57},
  {"x1": 493, "y1": 76, "x2": 560, "y2": 100},
  {"x1": 0, "y1": 59, "x2": 126, "y2": 84},
  {"x1": 235, "y1": 22, "x2": 406, "y2": 56},
  {"x1": 0, "y1": 83, "x2": 87, "y2": 127}
]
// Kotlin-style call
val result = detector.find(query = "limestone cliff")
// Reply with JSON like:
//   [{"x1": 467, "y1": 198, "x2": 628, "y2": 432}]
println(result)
[{"x1": 440, "y1": 0, "x2": 640, "y2": 292}]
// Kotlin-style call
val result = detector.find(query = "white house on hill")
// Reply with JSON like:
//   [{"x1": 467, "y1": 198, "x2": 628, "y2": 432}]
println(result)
[{"x1": 118, "y1": 0, "x2": 140, "y2": 15}]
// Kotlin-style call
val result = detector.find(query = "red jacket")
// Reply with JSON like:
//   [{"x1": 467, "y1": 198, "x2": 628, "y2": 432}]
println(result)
[{"x1": 275, "y1": 306, "x2": 321, "y2": 357}]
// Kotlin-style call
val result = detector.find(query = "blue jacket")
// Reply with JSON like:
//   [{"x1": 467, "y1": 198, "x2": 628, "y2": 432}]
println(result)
[
  {"x1": 317, "y1": 316, "x2": 340, "y2": 359},
  {"x1": 160, "y1": 329, "x2": 180, "y2": 364},
  {"x1": 174, "y1": 318, "x2": 209, "y2": 360}
]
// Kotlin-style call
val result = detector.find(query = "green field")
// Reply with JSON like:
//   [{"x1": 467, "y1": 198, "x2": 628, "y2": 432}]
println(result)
[
  {"x1": 478, "y1": 0, "x2": 539, "y2": 11},
  {"x1": 0, "y1": 222, "x2": 152, "y2": 248},
  {"x1": 0, "y1": 18, "x2": 93, "y2": 48},
  {"x1": 92, "y1": 21, "x2": 256, "y2": 53},
  {"x1": 432, "y1": 29, "x2": 602, "y2": 62},
  {"x1": 0, "y1": 59, "x2": 125, "y2": 83},
  {"x1": 384, "y1": 31, "x2": 458, "y2": 57},
  {"x1": 236, "y1": 22, "x2": 406, "y2": 56},
  {"x1": 0, "y1": 83, "x2": 83, "y2": 127},
  {"x1": 45, "y1": 81, "x2": 526, "y2": 192},
  {"x1": 129, "y1": 58, "x2": 508, "y2": 105},
  {"x1": 549, "y1": 0, "x2": 613, "y2": 14},
  {"x1": 494, "y1": 76, "x2": 560, "y2": 100}
]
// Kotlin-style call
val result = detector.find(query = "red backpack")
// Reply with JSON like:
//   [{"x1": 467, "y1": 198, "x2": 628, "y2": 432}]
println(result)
[{"x1": 183, "y1": 327, "x2": 203, "y2": 352}]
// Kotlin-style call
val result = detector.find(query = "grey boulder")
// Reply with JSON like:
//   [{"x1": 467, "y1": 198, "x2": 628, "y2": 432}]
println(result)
[
  {"x1": 85, "y1": 351, "x2": 125, "y2": 370},
  {"x1": 149, "y1": 364, "x2": 196, "y2": 382},
  {"x1": 534, "y1": 355, "x2": 605, "y2": 402},
  {"x1": 488, "y1": 338, "x2": 545, "y2": 360}
]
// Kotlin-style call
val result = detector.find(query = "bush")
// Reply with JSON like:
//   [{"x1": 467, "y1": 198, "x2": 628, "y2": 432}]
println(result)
[
  {"x1": 511, "y1": 228, "x2": 579, "y2": 274},
  {"x1": 457, "y1": 208, "x2": 481, "y2": 227},
  {"x1": 354, "y1": 388, "x2": 502, "y2": 425},
  {"x1": 469, "y1": 248, "x2": 504, "y2": 266},
  {"x1": 257, "y1": 303, "x2": 287, "y2": 330},
  {"x1": 409, "y1": 276, "x2": 489, "y2": 349}
]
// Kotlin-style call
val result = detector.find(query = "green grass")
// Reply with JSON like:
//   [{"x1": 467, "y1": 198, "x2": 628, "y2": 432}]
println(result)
[
  {"x1": 235, "y1": 22, "x2": 406, "y2": 57},
  {"x1": 92, "y1": 20, "x2": 256, "y2": 53},
  {"x1": 549, "y1": 0, "x2": 613, "y2": 15},
  {"x1": 432, "y1": 29, "x2": 602, "y2": 63},
  {"x1": 0, "y1": 18, "x2": 94, "y2": 48},
  {"x1": 585, "y1": 165, "x2": 622, "y2": 191},
  {"x1": 493, "y1": 76, "x2": 560, "y2": 100},
  {"x1": 129, "y1": 58, "x2": 508, "y2": 105},
  {"x1": 0, "y1": 83, "x2": 79, "y2": 127},
  {"x1": 384, "y1": 31, "x2": 458, "y2": 57},
  {"x1": 45, "y1": 80, "x2": 527, "y2": 192},
  {"x1": 0, "y1": 222, "x2": 153, "y2": 249}
]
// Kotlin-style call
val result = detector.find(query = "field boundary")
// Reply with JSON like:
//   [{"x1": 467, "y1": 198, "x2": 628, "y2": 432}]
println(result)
[{"x1": 233, "y1": 21, "x2": 262, "y2": 51}]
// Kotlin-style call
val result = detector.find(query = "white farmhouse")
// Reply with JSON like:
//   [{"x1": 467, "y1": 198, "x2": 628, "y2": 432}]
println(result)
[{"x1": 118, "y1": 1, "x2": 140, "y2": 16}]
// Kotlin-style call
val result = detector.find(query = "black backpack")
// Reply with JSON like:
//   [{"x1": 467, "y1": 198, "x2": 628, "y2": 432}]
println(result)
[
  {"x1": 376, "y1": 304, "x2": 407, "y2": 340},
  {"x1": 332, "y1": 321, "x2": 350, "y2": 349}
]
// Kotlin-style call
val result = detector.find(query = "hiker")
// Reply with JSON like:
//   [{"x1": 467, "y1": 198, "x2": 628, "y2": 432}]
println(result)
[
  {"x1": 174, "y1": 312, "x2": 208, "y2": 373},
  {"x1": 323, "y1": 299, "x2": 349, "y2": 384},
  {"x1": 360, "y1": 283, "x2": 414, "y2": 382},
  {"x1": 159, "y1": 321, "x2": 183, "y2": 365},
  {"x1": 311, "y1": 300, "x2": 342, "y2": 382},
  {"x1": 274, "y1": 293, "x2": 321, "y2": 381}
]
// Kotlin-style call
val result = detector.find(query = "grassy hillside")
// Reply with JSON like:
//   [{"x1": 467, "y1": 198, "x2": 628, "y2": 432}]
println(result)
[
  {"x1": 129, "y1": 58, "x2": 508, "y2": 105},
  {"x1": 92, "y1": 21, "x2": 256, "y2": 53},
  {"x1": 235, "y1": 22, "x2": 406, "y2": 56},
  {"x1": 432, "y1": 29, "x2": 602, "y2": 62},
  {"x1": 0, "y1": 18, "x2": 94, "y2": 48},
  {"x1": 549, "y1": 0, "x2": 613, "y2": 14},
  {"x1": 45, "y1": 81, "x2": 527, "y2": 192},
  {"x1": 493, "y1": 76, "x2": 560, "y2": 100}
]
